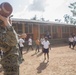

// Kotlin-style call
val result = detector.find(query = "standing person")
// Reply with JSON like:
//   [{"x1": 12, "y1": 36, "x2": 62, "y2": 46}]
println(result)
[
  {"x1": 27, "y1": 36, "x2": 33, "y2": 51},
  {"x1": 0, "y1": 50, "x2": 3, "y2": 58},
  {"x1": 40, "y1": 36, "x2": 45, "y2": 52},
  {"x1": 18, "y1": 35, "x2": 25, "y2": 61},
  {"x1": 73, "y1": 35, "x2": 76, "y2": 49},
  {"x1": 68, "y1": 35, "x2": 74, "y2": 49},
  {"x1": 46, "y1": 31, "x2": 50, "y2": 39},
  {"x1": 0, "y1": 15, "x2": 19, "y2": 75},
  {"x1": 42, "y1": 37, "x2": 50, "y2": 62},
  {"x1": 35, "y1": 38, "x2": 40, "y2": 53}
]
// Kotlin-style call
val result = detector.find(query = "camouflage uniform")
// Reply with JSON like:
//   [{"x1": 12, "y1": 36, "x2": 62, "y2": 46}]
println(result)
[{"x1": 0, "y1": 25, "x2": 19, "y2": 75}]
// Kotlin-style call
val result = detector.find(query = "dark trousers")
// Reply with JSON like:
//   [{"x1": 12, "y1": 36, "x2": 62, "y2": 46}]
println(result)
[
  {"x1": 27, "y1": 45, "x2": 33, "y2": 51},
  {"x1": 69, "y1": 42, "x2": 73, "y2": 48},
  {"x1": 18, "y1": 46, "x2": 24, "y2": 64},
  {"x1": 19, "y1": 47, "x2": 23, "y2": 57},
  {"x1": 36, "y1": 45, "x2": 40, "y2": 52},
  {"x1": 73, "y1": 41, "x2": 76, "y2": 48}
]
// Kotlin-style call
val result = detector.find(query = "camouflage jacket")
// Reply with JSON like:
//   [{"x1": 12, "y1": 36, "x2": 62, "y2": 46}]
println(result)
[{"x1": 0, "y1": 25, "x2": 19, "y2": 52}]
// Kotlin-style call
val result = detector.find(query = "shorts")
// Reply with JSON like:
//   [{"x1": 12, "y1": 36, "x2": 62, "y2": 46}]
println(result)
[{"x1": 43, "y1": 48, "x2": 49, "y2": 53}]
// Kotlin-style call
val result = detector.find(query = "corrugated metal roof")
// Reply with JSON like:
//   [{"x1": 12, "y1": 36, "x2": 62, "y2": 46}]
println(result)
[{"x1": 12, "y1": 18, "x2": 76, "y2": 26}]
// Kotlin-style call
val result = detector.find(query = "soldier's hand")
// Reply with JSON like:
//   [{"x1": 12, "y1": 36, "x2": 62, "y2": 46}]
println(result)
[{"x1": 0, "y1": 15, "x2": 11, "y2": 27}]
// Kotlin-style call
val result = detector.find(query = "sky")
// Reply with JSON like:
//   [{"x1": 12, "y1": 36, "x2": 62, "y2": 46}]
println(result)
[{"x1": 0, "y1": 0, "x2": 76, "y2": 22}]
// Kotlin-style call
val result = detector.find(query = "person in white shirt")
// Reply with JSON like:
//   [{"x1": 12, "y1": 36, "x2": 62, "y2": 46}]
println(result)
[
  {"x1": 68, "y1": 35, "x2": 74, "y2": 49},
  {"x1": 27, "y1": 36, "x2": 33, "y2": 51},
  {"x1": 73, "y1": 35, "x2": 76, "y2": 49},
  {"x1": 40, "y1": 36, "x2": 45, "y2": 52},
  {"x1": 19, "y1": 37, "x2": 25, "y2": 61},
  {"x1": 42, "y1": 37, "x2": 50, "y2": 62},
  {"x1": 0, "y1": 50, "x2": 3, "y2": 58},
  {"x1": 40, "y1": 36, "x2": 45, "y2": 45}
]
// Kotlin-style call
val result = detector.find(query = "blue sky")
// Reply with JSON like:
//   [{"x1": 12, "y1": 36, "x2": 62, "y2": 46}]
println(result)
[{"x1": 0, "y1": 0, "x2": 76, "y2": 22}]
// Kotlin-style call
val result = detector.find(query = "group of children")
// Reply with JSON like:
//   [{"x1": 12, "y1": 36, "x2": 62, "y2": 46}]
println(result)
[
  {"x1": 1, "y1": 34, "x2": 76, "y2": 63},
  {"x1": 18, "y1": 35, "x2": 51, "y2": 63},
  {"x1": 29, "y1": 36, "x2": 51, "y2": 62},
  {"x1": 18, "y1": 34, "x2": 76, "y2": 63}
]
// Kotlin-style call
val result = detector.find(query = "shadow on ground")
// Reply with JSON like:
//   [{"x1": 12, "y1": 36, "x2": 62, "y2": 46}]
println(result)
[
  {"x1": 37, "y1": 52, "x2": 43, "y2": 57},
  {"x1": 37, "y1": 61, "x2": 48, "y2": 73}
]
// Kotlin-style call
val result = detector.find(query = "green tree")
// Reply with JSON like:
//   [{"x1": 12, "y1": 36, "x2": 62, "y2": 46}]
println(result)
[
  {"x1": 55, "y1": 19, "x2": 61, "y2": 22},
  {"x1": 63, "y1": 2, "x2": 76, "y2": 25},
  {"x1": 63, "y1": 14, "x2": 70, "y2": 23},
  {"x1": 69, "y1": 2, "x2": 76, "y2": 16}
]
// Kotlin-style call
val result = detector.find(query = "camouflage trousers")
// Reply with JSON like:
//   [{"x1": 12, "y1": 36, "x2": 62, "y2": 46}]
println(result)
[{"x1": 1, "y1": 54, "x2": 19, "y2": 75}]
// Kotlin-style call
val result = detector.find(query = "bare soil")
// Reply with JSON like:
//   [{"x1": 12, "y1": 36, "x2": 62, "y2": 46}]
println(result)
[{"x1": 0, "y1": 45, "x2": 76, "y2": 75}]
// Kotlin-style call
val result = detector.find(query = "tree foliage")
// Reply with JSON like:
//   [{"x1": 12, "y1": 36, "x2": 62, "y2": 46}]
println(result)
[{"x1": 64, "y1": 2, "x2": 76, "y2": 25}]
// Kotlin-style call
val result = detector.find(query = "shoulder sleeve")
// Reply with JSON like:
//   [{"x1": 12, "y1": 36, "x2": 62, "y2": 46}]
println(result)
[{"x1": 4, "y1": 26, "x2": 18, "y2": 46}]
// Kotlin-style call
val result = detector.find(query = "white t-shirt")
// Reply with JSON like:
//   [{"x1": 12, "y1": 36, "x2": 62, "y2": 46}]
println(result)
[
  {"x1": 74, "y1": 36, "x2": 76, "y2": 41},
  {"x1": 19, "y1": 38, "x2": 25, "y2": 47},
  {"x1": 69, "y1": 37, "x2": 74, "y2": 42},
  {"x1": 42, "y1": 40, "x2": 50, "y2": 49},
  {"x1": 28, "y1": 38, "x2": 32, "y2": 45},
  {"x1": 40, "y1": 38, "x2": 45, "y2": 44},
  {"x1": 0, "y1": 50, "x2": 3, "y2": 55}
]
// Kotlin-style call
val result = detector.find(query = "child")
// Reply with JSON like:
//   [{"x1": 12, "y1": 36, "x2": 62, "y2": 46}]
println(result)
[
  {"x1": 27, "y1": 36, "x2": 33, "y2": 51},
  {"x1": 35, "y1": 38, "x2": 40, "y2": 53},
  {"x1": 18, "y1": 36, "x2": 25, "y2": 61},
  {"x1": 68, "y1": 35, "x2": 74, "y2": 49},
  {"x1": 42, "y1": 37, "x2": 50, "y2": 62},
  {"x1": 40, "y1": 36, "x2": 45, "y2": 52},
  {"x1": 0, "y1": 50, "x2": 3, "y2": 58},
  {"x1": 73, "y1": 35, "x2": 76, "y2": 49}
]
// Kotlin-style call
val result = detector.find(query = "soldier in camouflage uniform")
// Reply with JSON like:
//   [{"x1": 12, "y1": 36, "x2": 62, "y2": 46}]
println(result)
[{"x1": 0, "y1": 15, "x2": 20, "y2": 75}]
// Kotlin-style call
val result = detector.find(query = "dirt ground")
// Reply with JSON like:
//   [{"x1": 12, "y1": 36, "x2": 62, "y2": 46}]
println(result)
[{"x1": 0, "y1": 45, "x2": 76, "y2": 75}]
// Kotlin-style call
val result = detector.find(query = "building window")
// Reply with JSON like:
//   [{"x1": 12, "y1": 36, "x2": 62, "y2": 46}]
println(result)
[
  {"x1": 17, "y1": 23, "x2": 23, "y2": 34},
  {"x1": 25, "y1": 23, "x2": 33, "y2": 33},
  {"x1": 12, "y1": 22, "x2": 23, "y2": 34},
  {"x1": 52, "y1": 26, "x2": 57, "y2": 33},
  {"x1": 40, "y1": 25, "x2": 51, "y2": 37},
  {"x1": 62, "y1": 26, "x2": 69, "y2": 33},
  {"x1": 52, "y1": 26, "x2": 57, "y2": 38},
  {"x1": 40, "y1": 25, "x2": 44, "y2": 34},
  {"x1": 12, "y1": 23, "x2": 17, "y2": 32},
  {"x1": 62, "y1": 26, "x2": 69, "y2": 38},
  {"x1": 48, "y1": 26, "x2": 51, "y2": 32},
  {"x1": 40, "y1": 25, "x2": 51, "y2": 33},
  {"x1": 29, "y1": 25, "x2": 32, "y2": 33}
]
